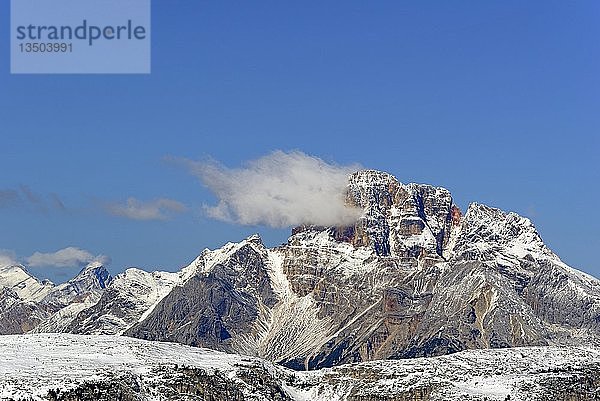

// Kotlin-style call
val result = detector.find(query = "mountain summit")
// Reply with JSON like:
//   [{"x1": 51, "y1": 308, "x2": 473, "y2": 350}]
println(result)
[{"x1": 3, "y1": 170, "x2": 600, "y2": 370}]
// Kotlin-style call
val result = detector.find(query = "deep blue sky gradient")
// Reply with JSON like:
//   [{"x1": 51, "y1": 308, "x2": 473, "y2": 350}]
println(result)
[{"x1": 1, "y1": 1, "x2": 599, "y2": 281}]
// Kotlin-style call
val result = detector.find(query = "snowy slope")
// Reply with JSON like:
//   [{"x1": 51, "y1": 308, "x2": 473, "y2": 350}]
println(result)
[
  {"x1": 64, "y1": 268, "x2": 182, "y2": 335},
  {"x1": 0, "y1": 334, "x2": 277, "y2": 401},
  {"x1": 0, "y1": 265, "x2": 53, "y2": 302},
  {"x1": 0, "y1": 334, "x2": 599, "y2": 401}
]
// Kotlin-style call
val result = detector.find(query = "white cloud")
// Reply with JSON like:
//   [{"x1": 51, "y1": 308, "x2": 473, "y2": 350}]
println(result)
[
  {"x1": 25, "y1": 247, "x2": 110, "y2": 268},
  {"x1": 183, "y1": 150, "x2": 363, "y2": 228},
  {"x1": 0, "y1": 250, "x2": 18, "y2": 267},
  {"x1": 106, "y1": 197, "x2": 187, "y2": 221}
]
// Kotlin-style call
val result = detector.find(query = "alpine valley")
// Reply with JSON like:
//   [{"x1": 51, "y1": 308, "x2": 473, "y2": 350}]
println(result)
[{"x1": 1, "y1": 170, "x2": 600, "y2": 400}]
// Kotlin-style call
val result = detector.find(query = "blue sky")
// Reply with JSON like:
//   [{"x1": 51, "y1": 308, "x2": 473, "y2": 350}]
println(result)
[{"x1": 1, "y1": 1, "x2": 599, "y2": 282}]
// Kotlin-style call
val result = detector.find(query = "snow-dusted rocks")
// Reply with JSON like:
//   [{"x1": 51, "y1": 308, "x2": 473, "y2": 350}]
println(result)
[
  {"x1": 125, "y1": 235, "x2": 281, "y2": 353},
  {"x1": 0, "y1": 263, "x2": 111, "y2": 334},
  {"x1": 345, "y1": 170, "x2": 455, "y2": 263},
  {"x1": 0, "y1": 334, "x2": 599, "y2": 401},
  {"x1": 66, "y1": 268, "x2": 181, "y2": 335},
  {"x1": 0, "y1": 334, "x2": 290, "y2": 401}
]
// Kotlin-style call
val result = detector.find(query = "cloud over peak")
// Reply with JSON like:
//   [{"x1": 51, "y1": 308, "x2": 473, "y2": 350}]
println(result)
[
  {"x1": 25, "y1": 247, "x2": 110, "y2": 268},
  {"x1": 0, "y1": 250, "x2": 18, "y2": 267},
  {"x1": 182, "y1": 150, "x2": 362, "y2": 228}
]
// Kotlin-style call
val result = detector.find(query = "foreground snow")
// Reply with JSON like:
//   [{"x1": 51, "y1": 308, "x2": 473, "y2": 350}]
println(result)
[{"x1": 0, "y1": 334, "x2": 599, "y2": 400}]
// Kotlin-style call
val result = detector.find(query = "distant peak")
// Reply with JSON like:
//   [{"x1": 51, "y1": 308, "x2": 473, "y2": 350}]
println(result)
[
  {"x1": 0, "y1": 264, "x2": 40, "y2": 282},
  {"x1": 244, "y1": 234, "x2": 264, "y2": 247},
  {"x1": 74, "y1": 262, "x2": 112, "y2": 289},
  {"x1": 349, "y1": 169, "x2": 400, "y2": 186}
]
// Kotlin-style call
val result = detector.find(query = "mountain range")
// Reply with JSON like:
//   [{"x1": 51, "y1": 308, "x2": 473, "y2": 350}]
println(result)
[{"x1": 1, "y1": 169, "x2": 600, "y2": 399}]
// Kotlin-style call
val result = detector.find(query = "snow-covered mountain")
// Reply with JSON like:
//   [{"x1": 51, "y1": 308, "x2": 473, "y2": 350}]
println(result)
[
  {"x1": 0, "y1": 334, "x2": 598, "y2": 401},
  {"x1": 0, "y1": 263, "x2": 111, "y2": 334},
  {"x1": 65, "y1": 267, "x2": 186, "y2": 335},
  {"x1": 3, "y1": 169, "x2": 600, "y2": 373},
  {"x1": 124, "y1": 170, "x2": 600, "y2": 369}
]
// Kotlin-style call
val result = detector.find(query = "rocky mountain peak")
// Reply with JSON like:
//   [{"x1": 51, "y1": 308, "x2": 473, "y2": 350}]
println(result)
[
  {"x1": 448, "y1": 202, "x2": 550, "y2": 264},
  {"x1": 346, "y1": 169, "x2": 401, "y2": 209},
  {"x1": 294, "y1": 170, "x2": 459, "y2": 266},
  {"x1": 38, "y1": 263, "x2": 113, "y2": 311},
  {"x1": 72, "y1": 262, "x2": 112, "y2": 290},
  {"x1": 289, "y1": 169, "x2": 564, "y2": 282}
]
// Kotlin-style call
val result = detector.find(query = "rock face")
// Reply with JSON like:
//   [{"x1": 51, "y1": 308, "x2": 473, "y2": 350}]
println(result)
[
  {"x1": 125, "y1": 236, "x2": 280, "y2": 353},
  {"x1": 4, "y1": 169, "x2": 600, "y2": 373},
  {"x1": 345, "y1": 170, "x2": 454, "y2": 262}
]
